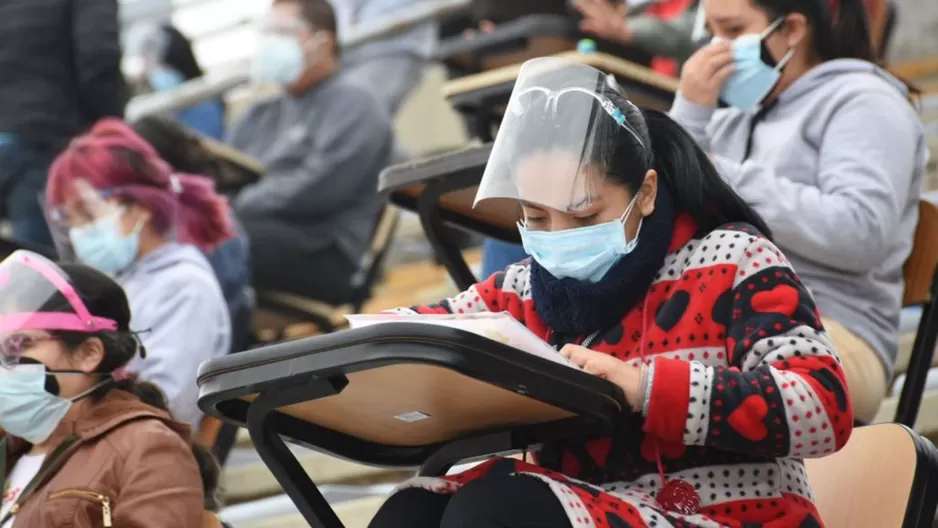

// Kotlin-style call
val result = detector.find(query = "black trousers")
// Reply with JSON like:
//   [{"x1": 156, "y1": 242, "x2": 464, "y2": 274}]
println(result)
[
  {"x1": 368, "y1": 474, "x2": 573, "y2": 528},
  {"x1": 240, "y1": 215, "x2": 357, "y2": 305}
]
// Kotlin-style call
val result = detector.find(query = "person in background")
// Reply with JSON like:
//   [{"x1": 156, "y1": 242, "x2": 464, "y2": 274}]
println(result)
[
  {"x1": 44, "y1": 119, "x2": 233, "y2": 429},
  {"x1": 0, "y1": 253, "x2": 203, "y2": 527},
  {"x1": 229, "y1": 0, "x2": 393, "y2": 305},
  {"x1": 333, "y1": 0, "x2": 439, "y2": 116},
  {"x1": 133, "y1": 24, "x2": 227, "y2": 140},
  {"x1": 480, "y1": 0, "x2": 701, "y2": 276},
  {"x1": 370, "y1": 58, "x2": 851, "y2": 528},
  {"x1": 670, "y1": 0, "x2": 927, "y2": 422},
  {"x1": 132, "y1": 115, "x2": 254, "y2": 353},
  {"x1": 465, "y1": 0, "x2": 569, "y2": 24},
  {"x1": 574, "y1": 0, "x2": 702, "y2": 75},
  {"x1": 0, "y1": 0, "x2": 126, "y2": 247}
]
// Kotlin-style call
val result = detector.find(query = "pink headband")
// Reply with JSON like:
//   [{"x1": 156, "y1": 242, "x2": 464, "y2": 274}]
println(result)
[{"x1": 0, "y1": 252, "x2": 118, "y2": 335}]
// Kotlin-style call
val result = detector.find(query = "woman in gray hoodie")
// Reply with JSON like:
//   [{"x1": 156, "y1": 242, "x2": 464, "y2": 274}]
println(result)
[
  {"x1": 669, "y1": 0, "x2": 928, "y2": 422},
  {"x1": 44, "y1": 118, "x2": 233, "y2": 430}
]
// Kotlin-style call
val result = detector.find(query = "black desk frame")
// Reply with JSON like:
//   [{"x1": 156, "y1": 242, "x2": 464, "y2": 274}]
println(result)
[
  {"x1": 895, "y1": 267, "x2": 938, "y2": 428},
  {"x1": 899, "y1": 423, "x2": 938, "y2": 528},
  {"x1": 198, "y1": 324, "x2": 625, "y2": 528}
]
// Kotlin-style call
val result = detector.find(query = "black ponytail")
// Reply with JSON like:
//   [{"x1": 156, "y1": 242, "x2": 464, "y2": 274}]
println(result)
[
  {"x1": 753, "y1": 0, "x2": 874, "y2": 63},
  {"x1": 818, "y1": 0, "x2": 875, "y2": 62},
  {"x1": 639, "y1": 108, "x2": 773, "y2": 238}
]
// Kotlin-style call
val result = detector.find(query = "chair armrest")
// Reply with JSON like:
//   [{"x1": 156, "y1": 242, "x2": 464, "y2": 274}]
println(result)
[{"x1": 435, "y1": 15, "x2": 575, "y2": 62}]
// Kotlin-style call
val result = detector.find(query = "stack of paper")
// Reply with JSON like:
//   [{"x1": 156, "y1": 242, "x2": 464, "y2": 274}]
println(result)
[{"x1": 345, "y1": 312, "x2": 580, "y2": 369}]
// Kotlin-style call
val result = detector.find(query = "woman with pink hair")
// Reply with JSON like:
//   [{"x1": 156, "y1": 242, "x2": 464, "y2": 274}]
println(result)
[{"x1": 44, "y1": 118, "x2": 233, "y2": 430}]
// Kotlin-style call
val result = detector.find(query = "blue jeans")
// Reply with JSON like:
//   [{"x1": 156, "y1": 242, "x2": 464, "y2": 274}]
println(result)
[
  {"x1": 0, "y1": 138, "x2": 55, "y2": 248},
  {"x1": 481, "y1": 239, "x2": 528, "y2": 278},
  {"x1": 203, "y1": 214, "x2": 254, "y2": 353}
]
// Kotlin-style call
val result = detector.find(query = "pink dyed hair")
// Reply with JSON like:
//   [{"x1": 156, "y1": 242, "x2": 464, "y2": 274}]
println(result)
[{"x1": 47, "y1": 118, "x2": 233, "y2": 250}]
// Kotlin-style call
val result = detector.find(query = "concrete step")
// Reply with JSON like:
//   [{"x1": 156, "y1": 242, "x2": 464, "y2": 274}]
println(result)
[{"x1": 222, "y1": 445, "x2": 411, "y2": 504}]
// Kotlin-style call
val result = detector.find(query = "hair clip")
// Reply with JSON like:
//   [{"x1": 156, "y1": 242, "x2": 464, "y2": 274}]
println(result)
[
  {"x1": 169, "y1": 174, "x2": 183, "y2": 194},
  {"x1": 132, "y1": 328, "x2": 152, "y2": 359},
  {"x1": 112, "y1": 367, "x2": 132, "y2": 382}
]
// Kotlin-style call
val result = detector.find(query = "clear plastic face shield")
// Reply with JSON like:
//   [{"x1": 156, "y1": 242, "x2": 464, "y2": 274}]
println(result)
[
  {"x1": 475, "y1": 57, "x2": 646, "y2": 215},
  {"x1": 0, "y1": 250, "x2": 118, "y2": 368},
  {"x1": 45, "y1": 179, "x2": 156, "y2": 271},
  {"x1": 47, "y1": 179, "x2": 123, "y2": 254},
  {"x1": 0, "y1": 250, "x2": 132, "y2": 444}
]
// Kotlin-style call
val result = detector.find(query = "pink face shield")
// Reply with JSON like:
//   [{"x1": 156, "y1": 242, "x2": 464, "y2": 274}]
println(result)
[{"x1": 0, "y1": 250, "x2": 117, "y2": 342}]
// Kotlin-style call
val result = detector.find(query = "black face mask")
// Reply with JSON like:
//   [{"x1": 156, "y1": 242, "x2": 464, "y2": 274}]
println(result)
[
  {"x1": 16, "y1": 356, "x2": 109, "y2": 396},
  {"x1": 18, "y1": 356, "x2": 62, "y2": 395}
]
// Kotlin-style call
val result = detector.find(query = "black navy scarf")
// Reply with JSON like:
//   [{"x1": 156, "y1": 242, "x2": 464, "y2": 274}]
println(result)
[{"x1": 530, "y1": 184, "x2": 676, "y2": 337}]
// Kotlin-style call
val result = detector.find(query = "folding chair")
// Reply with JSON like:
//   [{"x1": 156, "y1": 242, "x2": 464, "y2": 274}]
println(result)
[
  {"x1": 252, "y1": 205, "x2": 401, "y2": 342},
  {"x1": 197, "y1": 323, "x2": 626, "y2": 528},
  {"x1": 805, "y1": 423, "x2": 938, "y2": 528}
]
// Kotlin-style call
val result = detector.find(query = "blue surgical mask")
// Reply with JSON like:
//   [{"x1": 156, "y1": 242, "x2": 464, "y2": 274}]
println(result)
[
  {"x1": 0, "y1": 363, "x2": 113, "y2": 444},
  {"x1": 148, "y1": 67, "x2": 185, "y2": 92},
  {"x1": 519, "y1": 195, "x2": 643, "y2": 283},
  {"x1": 68, "y1": 208, "x2": 142, "y2": 276},
  {"x1": 718, "y1": 18, "x2": 795, "y2": 112},
  {"x1": 0, "y1": 364, "x2": 74, "y2": 444},
  {"x1": 251, "y1": 34, "x2": 305, "y2": 85}
]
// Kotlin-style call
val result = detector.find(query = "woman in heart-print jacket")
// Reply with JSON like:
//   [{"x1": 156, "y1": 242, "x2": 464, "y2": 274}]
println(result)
[{"x1": 368, "y1": 58, "x2": 852, "y2": 528}]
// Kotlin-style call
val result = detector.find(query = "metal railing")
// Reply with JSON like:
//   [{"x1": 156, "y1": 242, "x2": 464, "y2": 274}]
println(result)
[{"x1": 125, "y1": 0, "x2": 470, "y2": 121}]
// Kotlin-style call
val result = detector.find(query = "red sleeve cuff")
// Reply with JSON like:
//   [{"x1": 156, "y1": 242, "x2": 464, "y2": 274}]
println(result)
[{"x1": 643, "y1": 357, "x2": 691, "y2": 442}]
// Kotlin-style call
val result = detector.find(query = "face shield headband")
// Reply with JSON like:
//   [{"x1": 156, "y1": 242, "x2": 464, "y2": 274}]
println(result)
[
  {"x1": 0, "y1": 251, "x2": 118, "y2": 335},
  {"x1": 508, "y1": 83, "x2": 647, "y2": 152}
]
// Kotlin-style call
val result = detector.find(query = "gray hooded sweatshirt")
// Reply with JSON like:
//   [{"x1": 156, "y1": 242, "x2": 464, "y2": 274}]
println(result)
[
  {"x1": 670, "y1": 59, "x2": 928, "y2": 377},
  {"x1": 118, "y1": 243, "x2": 231, "y2": 429}
]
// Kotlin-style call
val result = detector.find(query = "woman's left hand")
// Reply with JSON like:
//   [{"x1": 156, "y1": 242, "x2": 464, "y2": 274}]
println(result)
[{"x1": 560, "y1": 344, "x2": 645, "y2": 408}]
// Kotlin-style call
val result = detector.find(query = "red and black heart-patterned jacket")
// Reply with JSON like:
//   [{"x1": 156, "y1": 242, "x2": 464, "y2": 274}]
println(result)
[{"x1": 388, "y1": 217, "x2": 853, "y2": 527}]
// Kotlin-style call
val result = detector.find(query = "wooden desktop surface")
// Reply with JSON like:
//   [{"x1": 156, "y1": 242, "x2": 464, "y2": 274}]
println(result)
[
  {"x1": 443, "y1": 51, "x2": 679, "y2": 99},
  {"x1": 240, "y1": 363, "x2": 575, "y2": 447}
]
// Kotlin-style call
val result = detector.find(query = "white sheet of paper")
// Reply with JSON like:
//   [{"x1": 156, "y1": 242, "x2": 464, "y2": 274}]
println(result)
[{"x1": 345, "y1": 312, "x2": 580, "y2": 369}]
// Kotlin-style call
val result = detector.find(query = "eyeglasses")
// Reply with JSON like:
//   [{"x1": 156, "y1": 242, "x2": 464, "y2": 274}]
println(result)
[{"x1": 0, "y1": 334, "x2": 56, "y2": 369}]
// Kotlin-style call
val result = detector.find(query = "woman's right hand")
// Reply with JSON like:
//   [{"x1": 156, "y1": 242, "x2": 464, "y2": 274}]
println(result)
[
  {"x1": 678, "y1": 41, "x2": 736, "y2": 107},
  {"x1": 574, "y1": 0, "x2": 632, "y2": 44}
]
